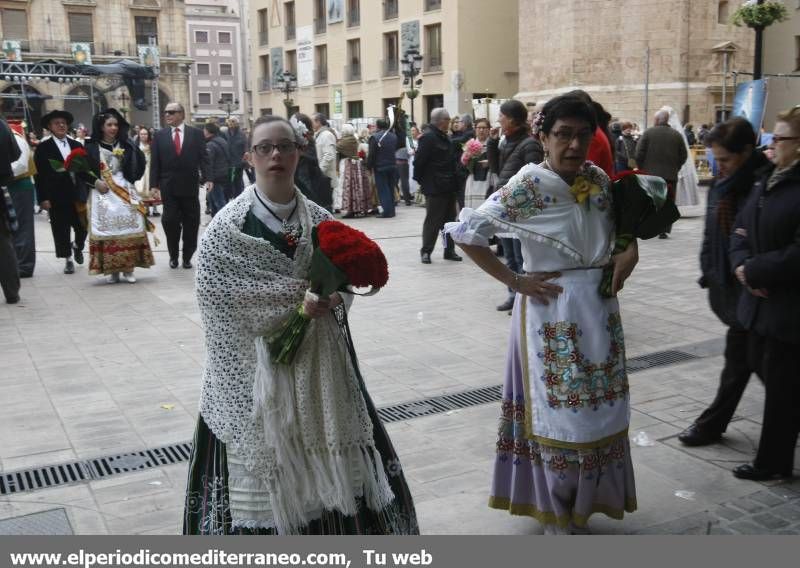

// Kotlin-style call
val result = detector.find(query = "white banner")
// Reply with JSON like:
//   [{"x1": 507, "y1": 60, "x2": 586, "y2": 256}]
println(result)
[{"x1": 296, "y1": 25, "x2": 314, "y2": 88}]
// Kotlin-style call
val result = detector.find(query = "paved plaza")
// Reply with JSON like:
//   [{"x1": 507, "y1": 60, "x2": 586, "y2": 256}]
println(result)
[{"x1": 1, "y1": 195, "x2": 799, "y2": 535}]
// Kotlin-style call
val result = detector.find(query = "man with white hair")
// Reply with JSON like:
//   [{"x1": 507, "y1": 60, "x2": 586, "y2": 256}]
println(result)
[
  {"x1": 413, "y1": 108, "x2": 462, "y2": 264},
  {"x1": 636, "y1": 109, "x2": 688, "y2": 238},
  {"x1": 312, "y1": 113, "x2": 339, "y2": 210}
]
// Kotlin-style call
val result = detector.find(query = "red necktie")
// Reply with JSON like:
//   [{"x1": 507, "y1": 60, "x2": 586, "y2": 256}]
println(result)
[{"x1": 173, "y1": 128, "x2": 182, "y2": 155}]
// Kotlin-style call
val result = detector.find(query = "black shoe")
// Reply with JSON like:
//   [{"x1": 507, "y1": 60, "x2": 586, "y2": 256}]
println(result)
[
  {"x1": 169, "y1": 259, "x2": 179, "y2": 269},
  {"x1": 405, "y1": 200, "x2": 412, "y2": 206},
  {"x1": 152, "y1": 211, "x2": 161, "y2": 217},
  {"x1": 443, "y1": 252, "x2": 463, "y2": 261},
  {"x1": 420, "y1": 252, "x2": 432, "y2": 264},
  {"x1": 678, "y1": 424, "x2": 722, "y2": 447},
  {"x1": 72, "y1": 245, "x2": 84, "y2": 265},
  {"x1": 6, "y1": 295, "x2": 19, "y2": 304},
  {"x1": 658, "y1": 233, "x2": 669, "y2": 239},
  {"x1": 19, "y1": 272, "x2": 33, "y2": 279},
  {"x1": 64, "y1": 260, "x2": 75, "y2": 274},
  {"x1": 182, "y1": 260, "x2": 193, "y2": 269},
  {"x1": 497, "y1": 297, "x2": 515, "y2": 311},
  {"x1": 732, "y1": 464, "x2": 792, "y2": 481}
]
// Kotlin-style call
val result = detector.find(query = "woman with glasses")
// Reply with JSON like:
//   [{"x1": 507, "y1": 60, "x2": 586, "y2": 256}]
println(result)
[
  {"x1": 463, "y1": 118, "x2": 496, "y2": 209},
  {"x1": 184, "y1": 116, "x2": 418, "y2": 535},
  {"x1": 445, "y1": 95, "x2": 640, "y2": 534},
  {"x1": 729, "y1": 106, "x2": 800, "y2": 481}
]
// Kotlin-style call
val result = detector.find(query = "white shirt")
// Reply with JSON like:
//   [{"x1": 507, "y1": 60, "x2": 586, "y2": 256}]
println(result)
[
  {"x1": 251, "y1": 189, "x2": 297, "y2": 235},
  {"x1": 54, "y1": 135, "x2": 71, "y2": 159},
  {"x1": 11, "y1": 133, "x2": 30, "y2": 178}
]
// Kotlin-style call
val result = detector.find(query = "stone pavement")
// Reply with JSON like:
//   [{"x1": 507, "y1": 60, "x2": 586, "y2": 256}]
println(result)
[{"x1": 1, "y1": 195, "x2": 798, "y2": 535}]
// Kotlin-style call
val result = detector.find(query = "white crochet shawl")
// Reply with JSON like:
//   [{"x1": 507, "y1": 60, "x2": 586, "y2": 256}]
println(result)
[{"x1": 196, "y1": 186, "x2": 394, "y2": 533}]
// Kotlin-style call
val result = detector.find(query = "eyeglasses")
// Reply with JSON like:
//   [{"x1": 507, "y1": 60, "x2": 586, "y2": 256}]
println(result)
[
  {"x1": 164, "y1": 110, "x2": 181, "y2": 115},
  {"x1": 550, "y1": 129, "x2": 594, "y2": 144},
  {"x1": 252, "y1": 141, "x2": 299, "y2": 156},
  {"x1": 772, "y1": 135, "x2": 800, "y2": 143}
]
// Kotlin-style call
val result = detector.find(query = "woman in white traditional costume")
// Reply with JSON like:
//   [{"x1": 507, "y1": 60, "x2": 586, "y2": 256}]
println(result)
[
  {"x1": 183, "y1": 116, "x2": 418, "y2": 535},
  {"x1": 445, "y1": 95, "x2": 640, "y2": 534},
  {"x1": 134, "y1": 127, "x2": 160, "y2": 217},
  {"x1": 660, "y1": 105, "x2": 701, "y2": 207},
  {"x1": 463, "y1": 118, "x2": 497, "y2": 209},
  {"x1": 85, "y1": 109, "x2": 154, "y2": 284}
]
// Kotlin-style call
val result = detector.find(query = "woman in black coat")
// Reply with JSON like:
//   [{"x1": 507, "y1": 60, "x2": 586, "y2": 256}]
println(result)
[
  {"x1": 486, "y1": 99, "x2": 544, "y2": 312},
  {"x1": 729, "y1": 107, "x2": 800, "y2": 480},
  {"x1": 679, "y1": 118, "x2": 768, "y2": 447}
]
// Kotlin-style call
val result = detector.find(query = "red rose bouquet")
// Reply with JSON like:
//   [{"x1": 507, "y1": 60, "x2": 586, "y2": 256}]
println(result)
[
  {"x1": 49, "y1": 147, "x2": 97, "y2": 180},
  {"x1": 267, "y1": 220, "x2": 389, "y2": 364}
]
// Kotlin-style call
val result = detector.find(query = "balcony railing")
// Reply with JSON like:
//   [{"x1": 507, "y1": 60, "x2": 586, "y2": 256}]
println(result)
[
  {"x1": 381, "y1": 59, "x2": 399, "y2": 78},
  {"x1": 424, "y1": 54, "x2": 443, "y2": 72},
  {"x1": 345, "y1": 63, "x2": 361, "y2": 82},
  {"x1": 314, "y1": 18, "x2": 326, "y2": 34},
  {"x1": 424, "y1": 0, "x2": 442, "y2": 11},
  {"x1": 285, "y1": 25, "x2": 296, "y2": 41},
  {"x1": 258, "y1": 76, "x2": 271, "y2": 92},
  {"x1": 348, "y1": 8, "x2": 360, "y2": 27},
  {"x1": 315, "y1": 67, "x2": 328, "y2": 85},
  {"x1": 383, "y1": 1, "x2": 398, "y2": 20},
  {"x1": 7, "y1": 39, "x2": 182, "y2": 58},
  {"x1": 258, "y1": 31, "x2": 268, "y2": 46}
]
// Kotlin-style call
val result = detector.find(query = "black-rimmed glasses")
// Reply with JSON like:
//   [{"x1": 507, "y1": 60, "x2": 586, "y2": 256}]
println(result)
[{"x1": 252, "y1": 141, "x2": 300, "y2": 156}]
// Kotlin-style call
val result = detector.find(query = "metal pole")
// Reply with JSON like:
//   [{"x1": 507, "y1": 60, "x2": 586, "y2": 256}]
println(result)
[
  {"x1": 721, "y1": 52, "x2": 728, "y2": 122},
  {"x1": 89, "y1": 81, "x2": 95, "y2": 115},
  {"x1": 753, "y1": 0, "x2": 765, "y2": 80},
  {"x1": 643, "y1": 46, "x2": 651, "y2": 128}
]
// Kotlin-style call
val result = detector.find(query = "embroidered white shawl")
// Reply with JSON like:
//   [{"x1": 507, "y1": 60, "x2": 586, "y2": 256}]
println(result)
[{"x1": 196, "y1": 186, "x2": 394, "y2": 533}]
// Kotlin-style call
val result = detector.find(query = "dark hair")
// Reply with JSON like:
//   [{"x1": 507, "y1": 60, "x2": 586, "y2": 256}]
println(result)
[
  {"x1": 138, "y1": 127, "x2": 151, "y2": 143},
  {"x1": 250, "y1": 115, "x2": 302, "y2": 146},
  {"x1": 312, "y1": 112, "x2": 329, "y2": 126},
  {"x1": 376, "y1": 118, "x2": 389, "y2": 130},
  {"x1": 90, "y1": 109, "x2": 129, "y2": 141},
  {"x1": 474, "y1": 118, "x2": 491, "y2": 128},
  {"x1": 499, "y1": 99, "x2": 528, "y2": 128},
  {"x1": 540, "y1": 95, "x2": 598, "y2": 135},
  {"x1": 293, "y1": 113, "x2": 313, "y2": 134},
  {"x1": 705, "y1": 117, "x2": 756, "y2": 153},
  {"x1": 204, "y1": 122, "x2": 220, "y2": 136}
]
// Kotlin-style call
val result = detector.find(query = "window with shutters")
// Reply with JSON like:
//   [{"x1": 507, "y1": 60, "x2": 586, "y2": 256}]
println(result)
[
  {"x1": 68, "y1": 13, "x2": 94, "y2": 43},
  {"x1": 134, "y1": 15, "x2": 158, "y2": 45},
  {"x1": 195, "y1": 30, "x2": 209, "y2": 43},
  {"x1": 258, "y1": 9, "x2": 268, "y2": 45},
  {"x1": 1, "y1": 9, "x2": 29, "y2": 40},
  {"x1": 220, "y1": 92, "x2": 234, "y2": 103},
  {"x1": 197, "y1": 63, "x2": 210, "y2": 75},
  {"x1": 218, "y1": 31, "x2": 231, "y2": 44},
  {"x1": 347, "y1": 100, "x2": 364, "y2": 120},
  {"x1": 198, "y1": 92, "x2": 212, "y2": 105},
  {"x1": 219, "y1": 63, "x2": 233, "y2": 76}
]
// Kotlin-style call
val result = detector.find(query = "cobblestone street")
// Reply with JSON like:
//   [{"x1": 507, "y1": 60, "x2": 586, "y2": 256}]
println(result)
[{"x1": 1, "y1": 198, "x2": 798, "y2": 535}]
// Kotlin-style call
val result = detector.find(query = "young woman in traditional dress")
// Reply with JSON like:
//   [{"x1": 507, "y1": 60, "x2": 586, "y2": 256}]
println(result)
[
  {"x1": 337, "y1": 124, "x2": 371, "y2": 217},
  {"x1": 445, "y1": 95, "x2": 640, "y2": 534},
  {"x1": 134, "y1": 127, "x2": 160, "y2": 217},
  {"x1": 85, "y1": 109, "x2": 153, "y2": 284},
  {"x1": 183, "y1": 116, "x2": 418, "y2": 535}
]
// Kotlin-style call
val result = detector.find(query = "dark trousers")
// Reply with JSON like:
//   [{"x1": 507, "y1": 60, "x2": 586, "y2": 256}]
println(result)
[
  {"x1": 0, "y1": 219, "x2": 20, "y2": 301},
  {"x1": 421, "y1": 192, "x2": 456, "y2": 255},
  {"x1": 231, "y1": 167, "x2": 245, "y2": 199},
  {"x1": 162, "y1": 193, "x2": 201, "y2": 262},
  {"x1": 374, "y1": 167, "x2": 397, "y2": 218},
  {"x1": 208, "y1": 181, "x2": 230, "y2": 217},
  {"x1": 8, "y1": 182, "x2": 35, "y2": 276},
  {"x1": 501, "y1": 237, "x2": 524, "y2": 297},
  {"x1": 749, "y1": 332, "x2": 800, "y2": 474},
  {"x1": 397, "y1": 161, "x2": 412, "y2": 203},
  {"x1": 456, "y1": 176, "x2": 467, "y2": 210},
  {"x1": 665, "y1": 179, "x2": 676, "y2": 233},
  {"x1": 695, "y1": 326, "x2": 763, "y2": 435},
  {"x1": 49, "y1": 203, "x2": 86, "y2": 258}
]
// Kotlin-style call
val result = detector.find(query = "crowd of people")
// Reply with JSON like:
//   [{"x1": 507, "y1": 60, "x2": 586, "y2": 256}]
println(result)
[{"x1": 1, "y1": 93, "x2": 798, "y2": 536}]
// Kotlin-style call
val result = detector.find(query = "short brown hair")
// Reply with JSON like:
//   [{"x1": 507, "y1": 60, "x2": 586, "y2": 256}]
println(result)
[
  {"x1": 776, "y1": 106, "x2": 800, "y2": 135},
  {"x1": 705, "y1": 117, "x2": 756, "y2": 153},
  {"x1": 474, "y1": 118, "x2": 491, "y2": 128}
]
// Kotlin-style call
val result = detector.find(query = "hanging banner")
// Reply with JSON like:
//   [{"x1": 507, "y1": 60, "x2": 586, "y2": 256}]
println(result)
[
  {"x1": 2, "y1": 40, "x2": 22, "y2": 62},
  {"x1": 732, "y1": 79, "x2": 769, "y2": 134},
  {"x1": 71, "y1": 42, "x2": 92, "y2": 65},
  {"x1": 401, "y1": 21, "x2": 420, "y2": 54},
  {"x1": 296, "y1": 25, "x2": 314, "y2": 88},
  {"x1": 270, "y1": 47, "x2": 284, "y2": 87},
  {"x1": 333, "y1": 87, "x2": 343, "y2": 120},
  {"x1": 138, "y1": 45, "x2": 160, "y2": 69}
]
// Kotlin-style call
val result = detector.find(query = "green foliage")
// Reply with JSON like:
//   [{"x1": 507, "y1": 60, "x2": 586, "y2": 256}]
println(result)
[{"x1": 731, "y1": 1, "x2": 789, "y2": 29}]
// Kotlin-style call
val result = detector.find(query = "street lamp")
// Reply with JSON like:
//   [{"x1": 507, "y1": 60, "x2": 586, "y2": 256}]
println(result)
[
  {"x1": 401, "y1": 49, "x2": 424, "y2": 124},
  {"x1": 275, "y1": 70, "x2": 298, "y2": 119},
  {"x1": 218, "y1": 97, "x2": 240, "y2": 119}
]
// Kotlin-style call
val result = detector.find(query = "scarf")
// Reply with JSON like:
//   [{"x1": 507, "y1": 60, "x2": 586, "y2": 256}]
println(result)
[{"x1": 196, "y1": 187, "x2": 393, "y2": 533}]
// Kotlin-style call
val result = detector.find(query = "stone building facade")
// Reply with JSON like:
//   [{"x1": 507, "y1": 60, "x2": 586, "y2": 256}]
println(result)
[
  {"x1": 249, "y1": 0, "x2": 518, "y2": 125},
  {"x1": 763, "y1": 3, "x2": 800, "y2": 128},
  {"x1": 0, "y1": 0, "x2": 192, "y2": 131},
  {"x1": 516, "y1": 0, "x2": 755, "y2": 127}
]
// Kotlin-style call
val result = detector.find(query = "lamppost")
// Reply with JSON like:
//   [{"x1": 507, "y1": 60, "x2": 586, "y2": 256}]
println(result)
[
  {"x1": 401, "y1": 49, "x2": 424, "y2": 124},
  {"x1": 218, "y1": 97, "x2": 239, "y2": 119},
  {"x1": 275, "y1": 70, "x2": 297, "y2": 119}
]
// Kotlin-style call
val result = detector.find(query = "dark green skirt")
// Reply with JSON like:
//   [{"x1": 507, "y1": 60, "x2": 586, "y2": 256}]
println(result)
[{"x1": 183, "y1": 311, "x2": 419, "y2": 535}]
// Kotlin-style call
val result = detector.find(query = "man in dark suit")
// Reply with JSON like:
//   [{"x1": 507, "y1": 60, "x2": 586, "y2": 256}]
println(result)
[
  {"x1": 33, "y1": 110, "x2": 87, "y2": 275},
  {"x1": 150, "y1": 102, "x2": 208, "y2": 269},
  {"x1": 413, "y1": 108, "x2": 462, "y2": 264},
  {"x1": 1, "y1": 116, "x2": 22, "y2": 303}
]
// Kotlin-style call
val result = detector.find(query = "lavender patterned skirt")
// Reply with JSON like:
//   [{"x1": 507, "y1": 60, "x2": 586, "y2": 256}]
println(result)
[{"x1": 489, "y1": 295, "x2": 637, "y2": 529}]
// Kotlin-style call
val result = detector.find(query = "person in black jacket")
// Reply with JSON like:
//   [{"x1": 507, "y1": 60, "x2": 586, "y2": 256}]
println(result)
[
  {"x1": 292, "y1": 113, "x2": 333, "y2": 211},
  {"x1": 225, "y1": 117, "x2": 248, "y2": 199},
  {"x1": 679, "y1": 118, "x2": 768, "y2": 447},
  {"x1": 451, "y1": 114, "x2": 475, "y2": 209},
  {"x1": 1, "y1": 116, "x2": 22, "y2": 303},
  {"x1": 367, "y1": 118, "x2": 398, "y2": 218},
  {"x1": 203, "y1": 122, "x2": 231, "y2": 217},
  {"x1": 149, "y1": 102, "x2": 208, "y2": 269},
  {"x1": 414, "y1": 108, "x2": 462, "y2": 264},
  {"x1": 487, "y1": 99, "x2": 544, "y2": 311},
  {"x1": 729, "y1": 107, "x2": 800, "y2": 481}
]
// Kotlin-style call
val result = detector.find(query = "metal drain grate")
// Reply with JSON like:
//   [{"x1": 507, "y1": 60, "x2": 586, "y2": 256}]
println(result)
[{"x1": 0, "y1": 346, "x2": 708, "y2": 496}]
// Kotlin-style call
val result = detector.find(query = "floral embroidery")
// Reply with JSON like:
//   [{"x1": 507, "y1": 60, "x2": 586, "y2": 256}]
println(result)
[
  {"x1": 496, "y1": 175, "x2": 546, "y2": 222},
  {"x1": 385, "y1": 459, "x2": 403, "y2": 478},
  {"x1": 536, "y1": 313, "x2": 628, "y2": 412},
  {"x1": 569, "y1": 164, "x2": 610, "y2": 212}
]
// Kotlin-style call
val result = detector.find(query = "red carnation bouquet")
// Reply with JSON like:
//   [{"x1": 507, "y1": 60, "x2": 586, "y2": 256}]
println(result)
[
  {"x1": 267, "y1": 220, "x2": 389, "y2": 364},
  {"x1": 49, "y1": 147, "x2": 98, "y2": 180}
]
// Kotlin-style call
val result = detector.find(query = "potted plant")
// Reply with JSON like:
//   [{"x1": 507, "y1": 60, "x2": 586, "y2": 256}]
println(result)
[{"x1": 731, "y1": 0, "x2": 789, "y2": 29}]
